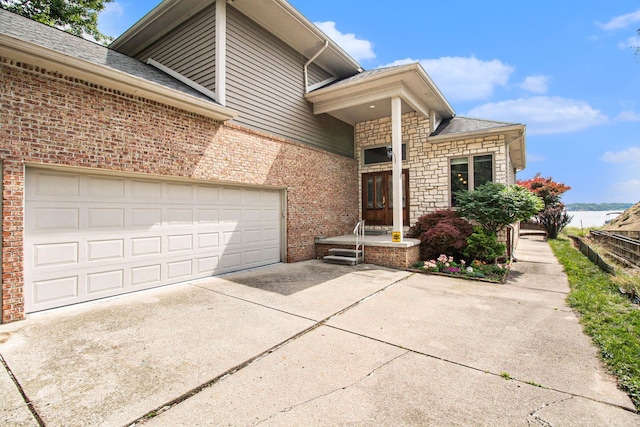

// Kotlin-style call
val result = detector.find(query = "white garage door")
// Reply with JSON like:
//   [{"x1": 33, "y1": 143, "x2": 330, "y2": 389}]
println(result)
[{"x1": 24, "y1": 168, "x2": 283, "y2": 313}]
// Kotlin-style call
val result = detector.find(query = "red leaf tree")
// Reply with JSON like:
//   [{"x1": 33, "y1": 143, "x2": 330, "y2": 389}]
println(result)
[{"x1": 517, "y1": 173, "x2": 572, "y2": 238}]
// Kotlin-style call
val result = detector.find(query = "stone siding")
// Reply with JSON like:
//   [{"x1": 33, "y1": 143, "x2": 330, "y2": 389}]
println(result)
[
  {"x1": 355, "y1": 112, "x2": 511, "y2": 229},
  {"x1": 0, "y1": 58, "x2": 358, "y2": 323}
]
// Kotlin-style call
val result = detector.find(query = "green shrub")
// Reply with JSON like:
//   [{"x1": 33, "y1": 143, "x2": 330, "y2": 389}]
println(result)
[{"x1": 463, "y1": 227, "x2": 505, "y2": 262}]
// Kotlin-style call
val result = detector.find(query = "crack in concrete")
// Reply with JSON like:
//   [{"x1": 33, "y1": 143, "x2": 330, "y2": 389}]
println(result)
[
  {"x1": 0, "y1": 352, "x2": 45, "y2": 426},
  {"x1": 254, "y1": 351, "x2": 411, "y2": 425},
  {"x1": 124, "y1": 273, "x2": 414, "y2": 426},
  {"x1": 527, "y1": 396, "x2": 574, "y2": 426}
]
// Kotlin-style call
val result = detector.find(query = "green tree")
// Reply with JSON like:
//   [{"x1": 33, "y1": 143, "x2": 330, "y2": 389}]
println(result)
[
  {"x1": 1, "y1": 0, "x2": 113, "y2": 44},
  {"x1": 455, "y1": 182, "x2": 544, "y2": 235}
]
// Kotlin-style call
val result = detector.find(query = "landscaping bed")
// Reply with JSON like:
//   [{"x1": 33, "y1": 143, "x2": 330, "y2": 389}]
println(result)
[{"x1": 410, "y1": 255, "x2": 510, "y2": 284}]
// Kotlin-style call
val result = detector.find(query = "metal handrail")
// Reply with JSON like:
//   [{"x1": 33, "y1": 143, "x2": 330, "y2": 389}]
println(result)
[{"x1": 353, "y1": 220, "x2": 365, "y2": 264}]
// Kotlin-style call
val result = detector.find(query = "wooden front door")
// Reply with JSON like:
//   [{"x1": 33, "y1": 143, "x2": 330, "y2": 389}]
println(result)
[{"x1": 362, "y1": 170, "x2": 409, "y2": 226}]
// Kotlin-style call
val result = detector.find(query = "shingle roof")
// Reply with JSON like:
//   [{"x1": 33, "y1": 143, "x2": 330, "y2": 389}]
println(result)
[
  {"x1": 321, "y1": 64, "x2": 407, "y2": 89},
  {"x1": 0, "y1": 8, "x2": 215, "y2": 103},
  {"x1": 431, "y1": 116, "x2": 522, "y2": 137}
]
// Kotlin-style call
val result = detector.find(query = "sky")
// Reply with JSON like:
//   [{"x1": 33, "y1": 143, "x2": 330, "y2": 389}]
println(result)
[{"x1": 97, "y1": 1, "x2": 640, "y2": 205}]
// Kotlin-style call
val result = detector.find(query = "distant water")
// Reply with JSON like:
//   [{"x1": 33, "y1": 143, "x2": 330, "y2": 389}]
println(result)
[{"x1": 567, "y1": 211, "x2": 621, "y2": 228}]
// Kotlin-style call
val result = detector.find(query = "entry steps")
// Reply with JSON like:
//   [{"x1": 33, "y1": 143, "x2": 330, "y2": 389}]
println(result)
[{"x1": 323, "y1": 248, "x2": 363, "y2": 266}]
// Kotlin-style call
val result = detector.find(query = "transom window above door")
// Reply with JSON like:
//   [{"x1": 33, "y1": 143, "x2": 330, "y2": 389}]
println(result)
[{"x1": 363, "y1": 144, "x2": 407, "y2": 165}]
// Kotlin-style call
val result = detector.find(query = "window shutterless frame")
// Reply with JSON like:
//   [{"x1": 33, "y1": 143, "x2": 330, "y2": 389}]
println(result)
[{"x1": 449, "y1": 154, "x2": 494, "y2": 206}]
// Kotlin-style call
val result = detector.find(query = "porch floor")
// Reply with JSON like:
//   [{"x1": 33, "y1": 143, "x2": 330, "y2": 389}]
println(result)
[
  {"x1": 315, "y1": 234, "x2": 421, "y2": 270},
  {"x1": 315, "y1": 234, "x2": 420, "y2": 248}
]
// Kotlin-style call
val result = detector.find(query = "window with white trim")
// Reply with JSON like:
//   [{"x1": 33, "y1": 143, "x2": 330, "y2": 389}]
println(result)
[{"x1": 450, "y1": 154, "x2": 493, "y2": 206}]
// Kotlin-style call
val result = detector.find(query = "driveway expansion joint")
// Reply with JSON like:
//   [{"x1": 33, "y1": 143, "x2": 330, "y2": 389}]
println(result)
[
  {"x1": 125, "y1": 271, "x2": 413, "y2": 426},
  {"x1": 0, "y1": 353, "x2": 45, "y2": 427},
  {"x1": 254, "y1": 351, "x2": 411, "y2": 425}
]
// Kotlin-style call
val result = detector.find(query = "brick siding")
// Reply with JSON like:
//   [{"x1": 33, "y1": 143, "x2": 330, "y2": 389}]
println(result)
[
  {"x1": 0, "y1": 58, "x2": 358, "y2": 322},
  {"x1": 315, "y1": 243, "x2": 420, "y2": 270}
]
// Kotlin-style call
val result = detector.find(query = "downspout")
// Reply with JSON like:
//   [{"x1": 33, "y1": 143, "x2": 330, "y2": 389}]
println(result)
[{"x1": 304, "y1": 40, "x2": 329, "y2": 94}]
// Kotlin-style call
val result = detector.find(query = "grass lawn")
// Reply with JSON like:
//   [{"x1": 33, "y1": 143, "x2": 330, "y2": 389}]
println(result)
[{"x1": 549, "y1": 236, "x2": 640, "y2": 409}]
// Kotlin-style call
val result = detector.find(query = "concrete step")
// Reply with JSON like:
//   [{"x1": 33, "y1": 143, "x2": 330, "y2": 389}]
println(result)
[
  {"x1": 329, "y1": 248, "x2": 363, "y2": 258},
  {"x1": 323, "y1": 255, "x2": 359, "y2": 266},
  {"x1": 365, "y1": 229, "x2": 387, "y2": 235}
]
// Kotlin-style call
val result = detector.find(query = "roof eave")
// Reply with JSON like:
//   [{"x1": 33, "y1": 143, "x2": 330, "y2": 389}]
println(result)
[
  {"x1": 305, "y1": 63, "x2": 455, "y2": 120},
  {"x1": 430, "y1": 124, "x2": 527, "y2": 171},
  {"x1": 1, "y1": 34, "x2": 238, "y2": 122},
  {"x1": 111, "y1": 0, "x2": 362, "y2": 78}
]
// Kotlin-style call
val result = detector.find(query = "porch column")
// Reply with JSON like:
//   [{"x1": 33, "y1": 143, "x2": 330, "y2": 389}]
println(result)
[{"x1": 391, "y1": 96, "x2": 403, "y2": 242}]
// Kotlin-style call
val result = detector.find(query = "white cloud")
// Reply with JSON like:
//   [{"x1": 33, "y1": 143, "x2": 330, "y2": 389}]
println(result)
[
  {"x1": 466, "y1": 96, "x2": 608, "y2": 135},
  {"x1": 520, "y1": 75, "x2": 550, "y2": 94},
  {"x1": 381, "y1": 56, "x2": 514, "y2": 102},
  {"x1": 601, "y1": 146, "x2": 640, "y2": 163},
  {"x1": 598, "y1": 9, "x2": 640, "y2": 31},
  {"x1": 102, "y1": 2, "x2": 124, "y2": 16},
  {"x1": 618, "y1": 35, "x2": 640, "y2": 49},
  {"x1": 610, "y1": 179, "x2": 640, "y2": 202},
  {"x1": 314, "y1": 21, "x2": 375, "y2": 62},
  {"x1": 616, "y1": 110, "x2": 640, "y2": 121}
]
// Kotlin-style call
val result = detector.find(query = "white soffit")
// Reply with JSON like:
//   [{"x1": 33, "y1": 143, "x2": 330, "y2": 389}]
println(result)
[{"x1": 305, "y1": 64, "x2": 455, "y2": 125}]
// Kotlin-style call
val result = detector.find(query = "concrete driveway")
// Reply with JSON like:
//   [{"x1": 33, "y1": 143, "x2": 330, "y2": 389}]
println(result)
[{"x1": 1, "y1": 236, "x2": 638, "y2": 426}]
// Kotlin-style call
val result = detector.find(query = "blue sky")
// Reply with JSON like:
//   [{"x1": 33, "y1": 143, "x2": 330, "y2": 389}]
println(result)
[{"x1": 98, "y1": 1, "x2": 640, "y2": 204}]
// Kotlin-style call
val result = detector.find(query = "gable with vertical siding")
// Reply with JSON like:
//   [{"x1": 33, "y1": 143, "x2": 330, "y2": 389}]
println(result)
[{"x1": 226, "y1": 6, "x2": 353, "y2": 157}]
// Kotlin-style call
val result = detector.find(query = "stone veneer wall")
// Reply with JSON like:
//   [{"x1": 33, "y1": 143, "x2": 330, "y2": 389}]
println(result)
[
  {"x1": 355, "y1": 112, "x2": 510, "y2": 229},
  {"x1": 0, "y1": 58, "x2": 358, "y2": 322}
]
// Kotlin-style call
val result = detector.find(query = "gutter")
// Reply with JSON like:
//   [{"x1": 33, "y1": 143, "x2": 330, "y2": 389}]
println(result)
[{"x1": 0, "y1": 34, "x2": 238, "y2": 121}]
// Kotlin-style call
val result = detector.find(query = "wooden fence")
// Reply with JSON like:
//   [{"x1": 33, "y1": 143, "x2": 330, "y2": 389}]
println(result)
[
  {"x1": 569, "y1": 235, "x2": 616, "y2": 274},
  {"x1": 590, "y1": 230, "x2": 640, "y2": 269}
]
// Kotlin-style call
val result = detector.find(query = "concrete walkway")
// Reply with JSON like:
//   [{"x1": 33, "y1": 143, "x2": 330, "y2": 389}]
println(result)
[{"x1": 1, "y1": 235, "x2": 638, "y2": 426}]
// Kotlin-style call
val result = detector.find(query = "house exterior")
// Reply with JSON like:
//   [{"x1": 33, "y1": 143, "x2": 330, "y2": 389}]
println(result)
[{"x1": 0, "y1": 0, "x2": 525, "y2": 323}]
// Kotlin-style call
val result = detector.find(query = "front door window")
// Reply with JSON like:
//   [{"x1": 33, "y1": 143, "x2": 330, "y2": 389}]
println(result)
[{"x1": 362, "y1": 170, "x2": 409, "y2": 226}]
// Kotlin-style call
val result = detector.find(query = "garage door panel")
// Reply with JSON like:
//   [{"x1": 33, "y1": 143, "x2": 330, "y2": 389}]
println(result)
[
  {"x1": 88, "y1": 176, "x2": 125, "y2": 198},
  {"x1": 32, "y1": 208, "x2": 80, "y2": 232},
  {"x1": 131, "y1": 236, "x2": 162, "y2": 257},
  {"x1": 167, "y1": 259, "x2": 193, "y2": 279},
  {"x1": 132, "y1": 208, "x2": 162, "y2": 228},
  {"x1": 197, "y1": 255, "x2": 219, "y2": 274},
  {"x1": 197, "y1": 186, "x2": 219, "y2": 202},
  {"x1": 197, "y1": 232, "x2": 219, "y2": 249},
  {"x1": 166, "y1": 208, "x2": 193, "y2": 225},
  {"x1": 197, "y1": 209, "x2": 219, "y2": 224},
  {"x1": 167, "y1": 183, "x2": 194, "y2": 201},
  {"x1": 87, "y1": 239, "x2": 124, "y2": 262},
  {"x1": 88, "y1": 208, "x2": 125, "y2": 229},
  {"x1": 31, "y1": 171, "x2": 80, "y2": 198},
  {"x1": 34, "y1": 242, "x2": 79, "y2": 268},
  {"x1": 221, "y1": 187, "x2": 243, "y2": 203},
  {"x1": 25, "y1": 168, "x2": 283, "y2": 313},
  {"x1": 131, "y1": 180, "x2": 162, "y2": 199},
  {"x1": 33, "y1": 276, "x2": 79, "y2": 304},
  {"x1": 167, "y1": 234, "x2": 193, "y2": 252},
  {"x1": 131, "y1": 264, "x2": 162, "y2": 286},
  {"x1": 87, "y1": 270, "x2": 124, "y2": 294}
]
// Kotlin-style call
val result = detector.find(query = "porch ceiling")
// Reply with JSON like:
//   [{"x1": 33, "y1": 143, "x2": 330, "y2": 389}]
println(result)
[{"x1": 305, "y1": 63, "x2": 455, "y2": 125}]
